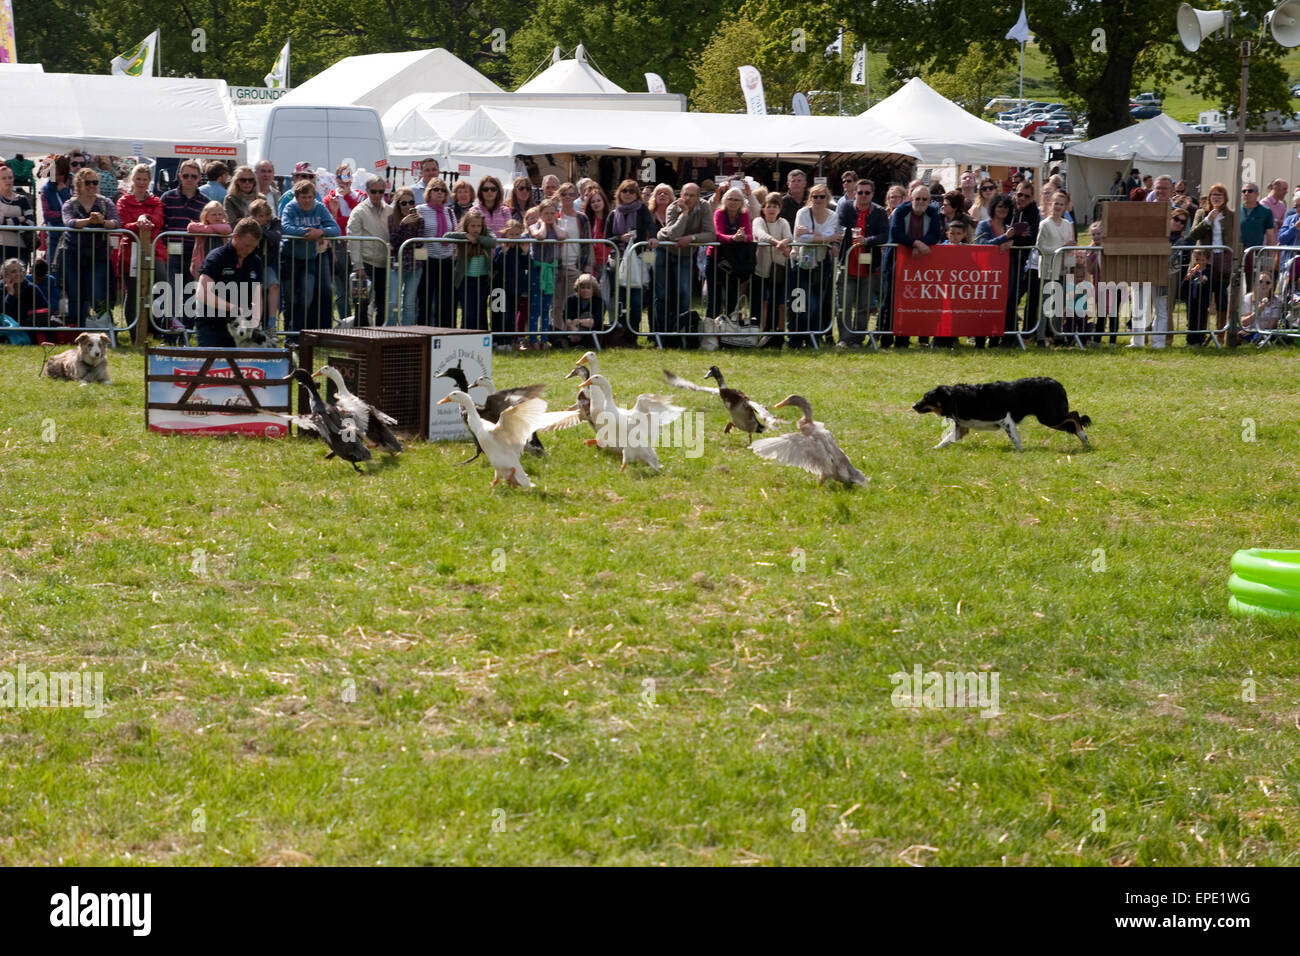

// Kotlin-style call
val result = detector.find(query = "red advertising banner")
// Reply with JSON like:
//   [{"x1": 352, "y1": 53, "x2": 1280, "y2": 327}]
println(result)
[{"x1": 892, "y1": 245, "x2": 1010, "y2": 336}]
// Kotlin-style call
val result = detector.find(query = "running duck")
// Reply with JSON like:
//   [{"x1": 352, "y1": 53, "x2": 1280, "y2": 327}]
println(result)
[
  {"x1": 750, "y1": 394, "x2": 867, "y2": 487},
  {"x1": 314, "y1": 364, "x2": 402, "y2": 454},
  {"x1": 287, "y1": 368, "x2": 372, "y2": 472},
  {"x1": 437, "y1": 390, "x2": 578, "y2": 489},
  {"x1": 664, "y1": 365, "x2": 779, "y2": 444}
]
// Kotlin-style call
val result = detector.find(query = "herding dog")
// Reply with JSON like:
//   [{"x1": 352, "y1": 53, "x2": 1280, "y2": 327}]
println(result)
[
  {"x1": 911, "y1": 376, "x2": 1091, "y2": 451},
  {"x1": 42, "y1": 332, "x2": 112, "y2": 385}
]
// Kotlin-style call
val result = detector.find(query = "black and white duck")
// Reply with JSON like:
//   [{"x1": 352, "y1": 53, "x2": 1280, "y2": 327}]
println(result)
[{"x1": 313, "y1": 364, "x2": 402, "y2": 455}]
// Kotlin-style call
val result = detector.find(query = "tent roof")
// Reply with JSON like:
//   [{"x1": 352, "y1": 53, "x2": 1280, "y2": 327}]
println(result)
[
  {"x1": 442, "y1": 105, "x2": 920, "y2": 163},
  {"x1": 516, "y1": 57, "x2": 626, "y2": 95},
  {"x1": 1064, "y1": 112, "x2": 1193, "y2": 164},
  {"x1": 386, "y1": 106, "x2": 478, "y2": 159},
  {"x1": 861, "y1": 77, "x2": 1044, "y2": 167},
  {"x1": 278, "y1": 49, "x2": 502, "y2": 116},
  {"x1": 0, "y1": 73, "x2": 243, "y2": 160}
]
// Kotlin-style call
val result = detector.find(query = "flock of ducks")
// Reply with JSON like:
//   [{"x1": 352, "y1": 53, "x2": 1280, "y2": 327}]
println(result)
[{"x1": 287, "y1": 352, "x2": 867, "y2": 489}]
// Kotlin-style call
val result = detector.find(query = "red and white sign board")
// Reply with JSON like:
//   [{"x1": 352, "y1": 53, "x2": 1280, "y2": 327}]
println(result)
[
  {"x1": 147, "y1": 350, "x2": 291, "y2": 436},
  {"x1": 892, "y1": 245, "x2": 1009, "y2": 337}
]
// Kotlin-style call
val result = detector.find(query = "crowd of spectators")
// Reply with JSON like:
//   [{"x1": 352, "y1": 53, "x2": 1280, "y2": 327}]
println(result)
[{"x1": 6, "y1": 146, "x2": 1300, "y2": 350}]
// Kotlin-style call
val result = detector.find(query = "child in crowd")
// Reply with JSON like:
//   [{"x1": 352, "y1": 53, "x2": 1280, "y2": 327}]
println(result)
[
  {"x1": 563, "y1": 272, "x2": 605, "y2": 349},
  {"x1": 447, "y1": 210, "x2": 496, "y2": 332},
  {"x1": 249, "y1": 199, "x2": 282, "y2": 332},
  {"x1": 188, "y1": 201, "x2": 232, "y2": 279},
  {"x1": 942, "y1": 220, "x2": 969, "y2": 245},
  {"x1": 1183, "y1": 248, "x2": 1212, "y2": 346},
  {"x1": 495, "y1": 219, "x2": 531, "y2": 349},
  {"x1": 525, "y1": 201, "x2": 563, "y2": 349}
]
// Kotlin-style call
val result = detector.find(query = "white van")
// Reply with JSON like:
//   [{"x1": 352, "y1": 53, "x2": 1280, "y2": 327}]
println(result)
[{"x1": 253, "y1": 104, "x2": 389, "y2": 177}]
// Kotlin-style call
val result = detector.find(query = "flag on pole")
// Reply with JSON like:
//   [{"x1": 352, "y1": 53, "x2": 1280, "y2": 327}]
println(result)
[
  {"x1": 1, "y1": 0, "x2": 17, "y2": 64},
  {"x1": 738, "y1": 65, "x2": 767, "y2": 116},
  {"x1": 1006, "y1": 2, "x2": 1031, "y2": 43},
  {"x1": 264, "y1": 40, "x2": 290, "y2": 89},
  {"x1": 110, "y1": 30, "x2": 159, "y2": 77},
  {"x1": 850, "y1": 46, "x2": 866, "y2": 86},
  {"x1": 645, "y1": 72, "x2": 666, "y2": 94},
  {"x1": 825, "y1": 29, "x2": 843, "y2": 59}
]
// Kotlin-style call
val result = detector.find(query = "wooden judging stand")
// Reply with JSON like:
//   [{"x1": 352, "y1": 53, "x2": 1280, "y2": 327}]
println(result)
[{"x1": 1099, "y1": 201, "x2": 1172, "y2": 286}]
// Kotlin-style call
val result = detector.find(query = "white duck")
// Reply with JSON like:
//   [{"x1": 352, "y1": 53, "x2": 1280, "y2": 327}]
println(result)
[
  {"x1": 577, "y1": 373, "x2": 685, "y2": 472},
  {"x1": 313, "y1": 364, "x2": 403, "y2": 454},
  {"x1": 437, "y1": 390, "x2": 579, "y2": 489},
  {"x1": 750, "y1": 394, "x2": 867, "y2": 487}
]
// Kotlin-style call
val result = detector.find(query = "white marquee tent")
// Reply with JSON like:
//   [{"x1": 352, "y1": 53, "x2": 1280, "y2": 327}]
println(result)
[
  {"x1": 393, "y1": 104, "x2": 919, "y2": 196},
  {"x1": 276, "y1": 49, "x2": 502, "y2": 118},
  {"x1": 862, "y1": 77, "x2": 1044, "y2": 168},
  {"x1": 1065, "y1": 112, "x2": 1193, "y2": 223},
  {"x1": 516, "y1": 47, "x2": 627, "y2": 94},
  {"x1": 0, "y1": 73, "x2": 244, "y2": 161}
]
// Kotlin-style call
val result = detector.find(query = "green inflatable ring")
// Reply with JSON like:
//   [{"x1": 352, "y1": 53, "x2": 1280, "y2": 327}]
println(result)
[{"x1": 1229, "y1": 549, "x2": 1300, "y2": 618}]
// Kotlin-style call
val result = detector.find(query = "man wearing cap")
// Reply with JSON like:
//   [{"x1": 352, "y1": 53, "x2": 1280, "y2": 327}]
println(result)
[{"x1": 278, "y1": 162, "x2": 317, "y2": 215}]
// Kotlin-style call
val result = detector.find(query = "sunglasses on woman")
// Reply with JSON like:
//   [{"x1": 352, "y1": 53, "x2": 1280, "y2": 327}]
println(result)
[
  {"x1": 398, "y1": 200, "x2": 414, "y2": 207},
  {"x1": 482, "y1": 186, "x2": 498, "y2": 192}
]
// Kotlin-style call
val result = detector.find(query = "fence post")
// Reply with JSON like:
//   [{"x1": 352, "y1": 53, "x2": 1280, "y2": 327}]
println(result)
[{"x1": 134, "y1": 225, "x2": 153, "y2": 347}]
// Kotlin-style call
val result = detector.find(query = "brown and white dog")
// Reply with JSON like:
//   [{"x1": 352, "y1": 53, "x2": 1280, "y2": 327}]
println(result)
[{"x1": 42, "y1": 332, "x2": 112, "y2": 385}]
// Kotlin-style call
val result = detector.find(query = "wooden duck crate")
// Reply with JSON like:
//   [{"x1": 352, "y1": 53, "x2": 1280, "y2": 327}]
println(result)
[
  {"x1": 1100, "y1": 201, "x2": 1172, "y2": 286},
  {"x1": 298, "y1": 327, "x2": 434, "y2": 439}
]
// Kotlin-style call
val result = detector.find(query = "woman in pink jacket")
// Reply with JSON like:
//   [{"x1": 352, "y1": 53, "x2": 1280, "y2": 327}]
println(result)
[
  {"x1": 708, "y1": 187, "x2": 753, "y2": 316},
  {"x1": 473, "y1": 176, "x2": 512, "y2": 236}
]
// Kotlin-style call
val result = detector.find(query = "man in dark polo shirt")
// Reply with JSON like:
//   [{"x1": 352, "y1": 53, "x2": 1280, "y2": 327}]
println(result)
[{"x1": 196, "y1": 218, "x2": 263, "y2": 347}]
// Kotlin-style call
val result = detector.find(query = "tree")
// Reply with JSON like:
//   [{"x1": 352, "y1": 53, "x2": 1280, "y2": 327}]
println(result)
[
  {"x1": 851, "y1": 0, "x2": 1291, "y2": 136},
  {"x1": 13, "y1": 0, "x2": 532, "y2": 88},
  {"x1": 921, "y1": 43, "x2": 1015, "y2": 115},
  {"x1": 690, "y1": 0, "x2": 856, "y2": 113},
  {"x1": 507, "y1": 0, "x2": 724, "y2": 100}
]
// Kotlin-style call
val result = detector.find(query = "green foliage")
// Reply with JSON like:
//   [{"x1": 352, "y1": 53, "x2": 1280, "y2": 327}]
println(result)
[
  {"x1": 691, "y1": 0, "x2": 854, "y2": 113},
  {"x1": 507, "y1": 0, "x2": 722, "y2": 98},
  {"x1": 13, "y1": 0, "x2": 532, "y2": 87},
  {"x1": 922, "y1": 42, "x2": 1015, "y2": 114}
]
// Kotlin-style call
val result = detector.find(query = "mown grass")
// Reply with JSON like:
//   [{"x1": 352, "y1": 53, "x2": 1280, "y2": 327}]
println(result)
[{"x1": 1, "y1": 341, "x2": 1298, "y2": 866}]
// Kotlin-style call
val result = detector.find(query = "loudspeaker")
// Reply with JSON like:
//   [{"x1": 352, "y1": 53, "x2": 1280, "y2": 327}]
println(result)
[
  {"x1": 1177, "y1": 4, "x2": 1232, "y2": 52},
  {"x1": 1271, "y1": 0, "x2": 1300, "y2": 47}
]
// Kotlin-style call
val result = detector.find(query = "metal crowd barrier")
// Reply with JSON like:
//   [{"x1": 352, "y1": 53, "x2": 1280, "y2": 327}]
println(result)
[
  {"x1": 0, "y1": 224, "x2": 138, "y2": 345},
  {"x1": 620, "y1": 238, "x2": 842, "y2": 350},
  {"x1": 1038, "y1": 243, "x2": 1235, "y2": 348},
  {"x1": 1239, "y1": 244, "x2": 1300, "y2": 346},
  {"x1": 396, "y1": 235, "x2": 621, "y2": 350},
  {"x1": 147, "y1": 231, "x2": 392, "y2": 342}
]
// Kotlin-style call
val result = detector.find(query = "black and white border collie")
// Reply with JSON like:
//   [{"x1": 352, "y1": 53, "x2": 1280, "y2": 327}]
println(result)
[{"x1": 912, "y1": 376, "x2": 1091, "y2": 451}]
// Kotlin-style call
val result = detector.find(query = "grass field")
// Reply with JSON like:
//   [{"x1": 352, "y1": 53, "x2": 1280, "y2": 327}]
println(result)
[{"x1": 1, "y1": 342, "x2": 1299, "y2": 866}]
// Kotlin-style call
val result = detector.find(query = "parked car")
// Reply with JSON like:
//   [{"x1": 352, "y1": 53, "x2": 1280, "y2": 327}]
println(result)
[
  {"x1": 1130, "y1": 104, "x2": 1162, "y2": 119},
  {"x1": 1291, "y1": 82, "x2": 1300, "y2": 97},
  {"x1": 1134, "y1": 92, "x2": 1163, "y2": 106}
]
